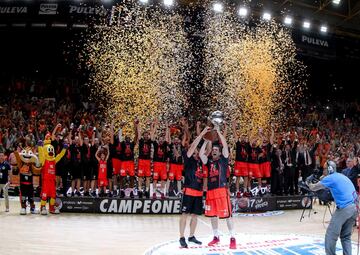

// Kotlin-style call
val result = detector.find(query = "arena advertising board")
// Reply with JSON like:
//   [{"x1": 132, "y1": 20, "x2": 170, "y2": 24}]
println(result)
[
  {"x1": 144, "y1": 233, "x2": 356, "y2": 255},
  {"x1": 58, "y1": 195, "x2": 312, "y2": 214}
]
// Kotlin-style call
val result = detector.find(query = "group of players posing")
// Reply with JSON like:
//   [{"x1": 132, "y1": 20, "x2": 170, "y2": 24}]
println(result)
[{"x1": 52, "y1": 118, "x2": 274, "y2": 201}]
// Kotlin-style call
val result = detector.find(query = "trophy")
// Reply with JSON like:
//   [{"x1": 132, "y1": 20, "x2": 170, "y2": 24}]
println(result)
[{"x1": 203, "y1": 110, "x2": 224, "y2": 142}]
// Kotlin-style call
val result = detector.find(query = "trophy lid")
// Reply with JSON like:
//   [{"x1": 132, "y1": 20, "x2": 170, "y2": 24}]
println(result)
[{"x1": 210, "y1": 111, "x2": 224, "y2": 126}]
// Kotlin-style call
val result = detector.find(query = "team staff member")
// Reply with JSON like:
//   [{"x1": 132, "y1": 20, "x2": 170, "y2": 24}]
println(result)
[
  {"x1": 0, "y1": 151, "x2": 10, "y2": 212},
  {"x1": 200, "y1": 127, "x2": 236, "y2": 250},
  {"x1": 308, "y1": 161, "x2": 357, "y2": 255},
  {"x1": 179, "y1": 126, "x2": 210, "y2": 248}
]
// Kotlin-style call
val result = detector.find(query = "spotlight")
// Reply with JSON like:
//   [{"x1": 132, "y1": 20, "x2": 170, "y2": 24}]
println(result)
[
  {"x1": 163, "y1": 0, "x2": 174, "y2": 7},
  {"x1": 139, "y1": 0, "x2": 149, "y2": 4},
  {"x1": 320, "y1": 25, "x2": 328, "y2": 33},
  {"x1": 212, "y1": 3, "x2": 223, "y2": 13},
  {"x1": 284, "y1": 16, "x2": 293, "y2": 25},
  {"x1": 303, "y1": 21, "x2": 311, "y2": 29},
  {"x1": 332, "y1": 0, "x2": 341, "y2": 4},
  {"x1": 238, "y1": 7, "x2": 248, "y2": 17},
  {"x1": 262, "y1": 12, "x2": 271, "y2": 21}
]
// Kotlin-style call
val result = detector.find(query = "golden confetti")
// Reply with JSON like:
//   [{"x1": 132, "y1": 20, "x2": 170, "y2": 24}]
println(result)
[
  {"x1": 79, "y1": 3, "x2": 192, "y2": 135},
  {"x1": 203, "y1": 9, "x2": 307, "y2": 138}
]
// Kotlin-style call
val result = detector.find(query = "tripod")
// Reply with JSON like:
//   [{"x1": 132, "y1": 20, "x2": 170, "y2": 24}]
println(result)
[{"x1": 299, "y1": 194, "x2": 334, "y2": 222}]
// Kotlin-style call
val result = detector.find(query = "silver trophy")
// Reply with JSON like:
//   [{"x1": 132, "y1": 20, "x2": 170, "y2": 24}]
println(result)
[
  {"x1": 204, "y1": 111, "x2": 224, "y2": 141},
  {"x1": 210, "y1": 110, "x2": 224, "y2": 130}
]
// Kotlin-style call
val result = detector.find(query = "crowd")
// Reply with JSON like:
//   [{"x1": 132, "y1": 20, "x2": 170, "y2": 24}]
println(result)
[{"x1": 0, "y1": 79, "x2": 360, "y2": 202}]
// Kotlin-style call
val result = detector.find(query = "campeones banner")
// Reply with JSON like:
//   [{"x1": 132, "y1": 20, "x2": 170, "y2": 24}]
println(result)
[{"x1": 58, "y1": 195, "x2": 312, "y2": 214}]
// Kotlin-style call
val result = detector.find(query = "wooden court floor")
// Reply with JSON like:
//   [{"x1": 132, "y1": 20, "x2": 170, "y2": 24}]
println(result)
[{"x1": 0, "y1": 198, "x2": 357, "y2": 255}]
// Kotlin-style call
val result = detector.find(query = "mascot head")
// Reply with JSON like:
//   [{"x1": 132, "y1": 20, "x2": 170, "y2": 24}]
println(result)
[
  {"x1": 43, "y1": 134, "x2": 56, "y2": 161},
  {"x1": 19, "y1": 146, "x2": 39, "y2": 164}
]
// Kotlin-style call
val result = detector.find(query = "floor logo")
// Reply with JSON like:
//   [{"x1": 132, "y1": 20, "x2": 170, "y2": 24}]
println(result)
[
  {"x1": 233, "y1": 210, "x2": 284, "y2": 217},
  {"x1": 144, "y1": 233, "x2": 356, "y2": 255}
]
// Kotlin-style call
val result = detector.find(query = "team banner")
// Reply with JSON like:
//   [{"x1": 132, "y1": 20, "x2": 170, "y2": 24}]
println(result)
[{"x1": 58, "y1": 195, "x2": 312, "y2": 214}]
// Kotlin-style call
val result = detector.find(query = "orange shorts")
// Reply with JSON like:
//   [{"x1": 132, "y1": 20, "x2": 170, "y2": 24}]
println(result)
[
  {"x1": 260, "y1": 162, "x2": 271, "y2": 178},
  {"x1": 169, "y1": 164, "x2": 183, "y2": 181},
  {"x1": 98, "y1": 178, "x2": 108, "y2": 187},
  {"x1": 153, "y1": 161, "x2": 167, "y2": 181},
  {"x1": 248, "y1": 163, "x2": 261, "y2": 178},
  {"x1": 138, "y1": 159, "x2": 151, "y2": 177},
  {"x1": 205, "y1": 187, "x2": 232, "y2": 218},
  {"x1": 234, "y1": 161, "x2": 249, "y2": 177},
  {"x1": 120, "y1": 160, "x2": 135, "y2": 177},
  {"x1": 112, "y1": 158, "x2": 122, "y2": 175}
]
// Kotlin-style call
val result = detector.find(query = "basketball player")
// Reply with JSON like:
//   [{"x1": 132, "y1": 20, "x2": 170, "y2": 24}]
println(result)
[
  {"x1": 137, "y1": 120, "x2": 155, "y2": 198},
  {"x1": 119, "y1": 120, "x2": 138, "y2": 198},
  {"x1": 79, "y1": 133, "x2": 92, "y2": 196},
  {"x1": 247, "y1": 137, "x2": 262, "y2": 196},
  {"x1": 151, "y1": 120, "x2": 170, "y2": 199},
  {"x1": 110, "y1": 121, "x2": 123, "y2": 197},
  {"x1": 179, "y1": 126, "x2": 210, "y2": 248},
  {"x1": 232, "y1": 121, "x2": 250, "y2": 197},
  {"x1": 69, "y1": 135, "x2": 82, "y2": 196},
  {"x1": 258, "y1": 128, "x2": 274, "y2": 195},
  {"x1": 200, "y1": 127, "x2": 236, "y2": 249}
]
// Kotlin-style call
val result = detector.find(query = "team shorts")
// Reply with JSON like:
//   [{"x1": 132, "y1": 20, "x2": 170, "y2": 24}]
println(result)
[
  {"x1": 169, "y1": 164, "x2": 183, "y2": 181},
  {"x1": 248, "y1": 163, "x2": 261, "y2": 178},
  {"x1": 181, "y1": 189, "x2": 203, "y2": 215},
  {"x1": 120, "y1": 160, "x2": 135, "y2": 177},
  {"x1": 112, "y1": 158, "x2": 122, "y2": 175},
  {"x1": 138, "y1": 159, "x2": 151, "y2": 177},
  {"x1": 260, "y1": 162, "x2": 271, "y2": 178},
  {"x1": 205, "y1": 187, "x2": 232, "y2": 219},
  {"x1": 153, "y1": 162, "x2": 167, "y2": 181},
  {"x1": 41, "y1": 179, "x2": 56, "y2": 200},
  {"x1": 98, "y1": 178, "x2": 108, "y2": 187},
  {"x1": 234, "y1": 161, "x2": 249, "y2": 177}
]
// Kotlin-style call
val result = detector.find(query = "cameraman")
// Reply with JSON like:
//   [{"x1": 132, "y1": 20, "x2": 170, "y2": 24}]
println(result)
[{"x1": 308, "y1": 161, "x2": 357, "y2": 255}]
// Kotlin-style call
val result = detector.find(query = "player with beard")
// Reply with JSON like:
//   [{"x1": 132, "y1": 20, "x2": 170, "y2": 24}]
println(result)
[
  {"x1": 232, "y1": 121, "x2": 250, "y2": 197},
  {"x1": 151, "y1": 120, "x2": 170, "y2": 199},
  {"x1": 119, "y1": 120, "x2": 138, "y2": 198},
  {"x1": 200, "y1": 127, "x2": 236, "y2": 249},
  {"x1": 179, "y1": 126, "x2": 210, "y2": 248},
  {"x1": 258, "y1": 128, "x2": 274, "y2": 195},
  {"x1": 137, "y1": 121, "x2": 155, "y2": 198}
]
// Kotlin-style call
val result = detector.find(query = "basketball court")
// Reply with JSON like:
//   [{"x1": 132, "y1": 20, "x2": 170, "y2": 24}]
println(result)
[{"x1": 0, "y1": 198, "x2": 357, "y2": 255}]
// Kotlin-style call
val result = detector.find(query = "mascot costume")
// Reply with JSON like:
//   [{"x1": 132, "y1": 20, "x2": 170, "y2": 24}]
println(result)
[
  {"x1": 14, "y1": 147, "x2": 42, "y2": 215},
  {"x1": 38, "y1": 135, "x2": 67, "y2": 215}
]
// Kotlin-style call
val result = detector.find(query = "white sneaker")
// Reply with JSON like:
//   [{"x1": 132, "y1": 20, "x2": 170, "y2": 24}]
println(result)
[
  {"x1": 30, "y1": 208, "x2": 40, "y2": 214},
  {"x1": 5, "y1": 208, "x2": 9, "y2": 213},
  {"x1": 41, "y1": 207, "x2": 48, "y2": 215},
  {"x1": 54, "y1": 208, "x2": 60, "y2": 214},
  {"x1": 20, "y1": 208, "x2": 26, "y2": 215}
]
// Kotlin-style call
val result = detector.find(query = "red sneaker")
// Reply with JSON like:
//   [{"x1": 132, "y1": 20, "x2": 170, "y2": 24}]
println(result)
[
  {"x1": 152, "y1": 193, "x2": 157, "y2": 199},
  {"x1": 49, "y1": 205, "x2": 55, "y2": 214},
  {"x1": 236, "y1": 191, "x2": 242, "y2": 198},
  {"x1": 160, "y1": 192, "x2": 165, "y2": 199},
  {"x1": 208, "y1": 236, "x2": 220, "y2": 246},
  {"x1": 229, "y1": 237, "x2": 236, "y2": 249}
]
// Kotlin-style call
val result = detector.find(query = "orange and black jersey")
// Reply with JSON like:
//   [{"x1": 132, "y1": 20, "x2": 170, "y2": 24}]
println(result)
[
  {"x1": 204, "y1": 156, "x2": 229, "y2": 191},
  {"x1": 153, "y1": 141, "x2": 168, "y2": 162},
  {"x1": 168, "y1": 143, "x2": 184, "y2": 164},
  {"x1": 138, "y1": 138, "x2": 152, "y2": 160},
  {"x1": 235, "y1": 141, "x2": 249, "y2": 162},
  {"x1": 121, "y1": 141, "x2": 135, "y2": 161},
  {"x1": 183, "y1": 150, "x2": 204, "y2": 191}
]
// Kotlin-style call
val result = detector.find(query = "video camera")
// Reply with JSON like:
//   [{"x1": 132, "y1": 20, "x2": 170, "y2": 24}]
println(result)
[{"x1": 298, "y1": 169, "x2": 334, "y2": 204}]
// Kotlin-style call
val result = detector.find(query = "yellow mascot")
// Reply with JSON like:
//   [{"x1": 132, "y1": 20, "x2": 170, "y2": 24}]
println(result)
[{"x1": 38, "y1": 134, "x2": 67, "y2": 215}]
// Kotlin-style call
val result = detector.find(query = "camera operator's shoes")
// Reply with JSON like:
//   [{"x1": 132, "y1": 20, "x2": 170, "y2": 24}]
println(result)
[
  {"x1": 229, "y1": 237, "x2": 236, "y2": 249},
  {"x1": 179, "y1": 237, "x2": 188, "y2": 248},
  {"x1": 188, "y1": 236, "x2": 202, "y2": 245},
  {"x1": 20, "y1": 208, "x2": 26, "y2": 215},
  {"x1": 208, "y1": 236, "x2": 220, "y2": 246}
]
